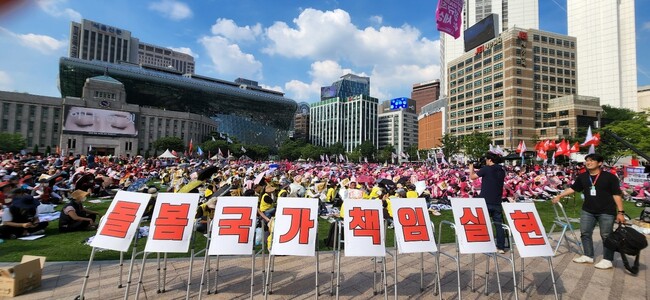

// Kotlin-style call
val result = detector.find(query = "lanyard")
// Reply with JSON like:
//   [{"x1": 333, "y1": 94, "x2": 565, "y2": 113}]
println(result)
[{"x1": 588, "y1": 172, "x2": 601, "y2": 187}]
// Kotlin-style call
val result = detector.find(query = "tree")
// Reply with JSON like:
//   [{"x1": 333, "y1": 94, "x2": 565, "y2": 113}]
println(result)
[
  {"x1": 461, "y1": 131, "x2": 492, "y2": 161},
  {"x1": 377, "y1": 144, "x2": 395, "y2": 163},
  {"x1": 278, "y1": 139, "x2": 305, "y2": 160},
  {"x1": 601, "y1": 105, "x2": 636, "y2": 125},
  {"x1": 439, "y1": 133, "x2": 461, "y2": 159},
  {"x1": 32, "y1": 145, "x2": 39, "y2": 154},
  {"x1": 599, "y1": 114, "x2": 650, "y2": 165},
  {"x1": 201, "y1": 140, "x2": 229, "y2": 156},
  {"x1": 327, "y1": 142, "x2": 345, "y2": 156},
  {"x1": 0, "y1": 133, "x2": 26, "y2": 153},
  {"x1": 356, "y1": 140, "x2": 376, "y2": 160},
  {"x1": 45, "y1": 145, "x2": 52, "y2": 155},
  {"x1": 405, "y1": 144, "x2": 419, "y2": 161},
  {"x1": 152, "y1": 136, "x2": 184, "y2": 152}
]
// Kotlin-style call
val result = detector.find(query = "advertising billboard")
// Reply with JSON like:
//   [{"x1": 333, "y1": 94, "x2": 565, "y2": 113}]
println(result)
[
  {"x1": 320, "y1": 85, "x2": 337, "y2": 100},
  {"x1": 62, "y1": 106, "x2": 138, "y2": 137},
  {"x1": 464, "y1": 13, "x2": 499, "y2": 52}
]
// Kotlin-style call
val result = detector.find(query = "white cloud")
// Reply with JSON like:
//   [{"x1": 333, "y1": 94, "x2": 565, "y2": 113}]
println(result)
[
  {"x1": 168, "y1": 46, "x2": 198, "y2": 59},
  {"x1": 263, "y1": 8, "x2": 441, "y2": 101},
  {"x1": 0, "y1": 27, "x2": 67, "y2": 54},
  {"x1": 199, "y1": 36, "x2": 263, "y2": 80},
  {"x1": 369, "y1": 15, "x2": 383, "y2": 25},
  {"x1": 259, "y1": 84, "x2": 284, "y2": 94},
  {"x1": 36, "y1": 0, "x2": 81, "y2": 21},
  {"x1": 211, "y1": 18, "x2": 262, "y2": 42},
  {"x1": 0, "y1": 71, "x2": 13, "y2": 91},
  {"x1": 148, "y1": 0, "x2": 193, "y2": 21}
]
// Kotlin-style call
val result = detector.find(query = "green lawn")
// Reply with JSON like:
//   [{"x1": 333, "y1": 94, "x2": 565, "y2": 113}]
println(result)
[{"x1": 0, "y1": 195, "x2": 643, "y2": 262}]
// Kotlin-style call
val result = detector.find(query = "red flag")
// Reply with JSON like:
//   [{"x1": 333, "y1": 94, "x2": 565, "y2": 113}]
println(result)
[
  {"x1": 537, "y1": 149, "x2": 547, "y2": 160},
  {"x1": 570, "y1": 142, "x2": 580, "y2": 153},
  {"x1": 543, "y1": 140, "x2": 551, "y2": 151},
  {"x1": 516, "y1": 141, "x2": 523, "y2": 153},
  {"x1": 554, "y1": 140, "x2": 565, "y2": 157},
  {"x1": 535, "y1": 141, "x2": 543, "y2": 151},
  {"x1": 188, "y1": 139, "x2": 193, "y2": 153},
  {"x1": 562, "y1": 140, "x2": 571, "y2": 157},
  {"x1": 549, "y1": 140, "x2": 557, "y2": 150}
]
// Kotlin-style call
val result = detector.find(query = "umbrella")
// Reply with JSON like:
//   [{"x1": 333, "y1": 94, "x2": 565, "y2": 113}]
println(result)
[
  {"x1": 127, "y1": 178, "x2": 148, "y2": 192},
  {"x1": 253, "y1": 172, "x2": 266, "y2": 185},
  {"x1": 48, "y1": 172, "x2": 67, "y2": 187},
  {"x1": 377, "y1": 178, "x2": 396, "y2": 190},
  {"x1": 75, "y1": 174, "x2": 95, "y2": 191},
  {"x1": 357, "y1": 175, "x2": 374, "y2": 184},
  {"x1": 397, "y1": 177, "x2": 409, "y2": 185},
  {"x1": 178, "y1": 180, "x2": 204, "y2": 193},
  {"x1": 197, "y1": 166, "x2": 219, "y2": 181},
  {"x1": 213, "y1": 183, "x2": 232, "y2": 197}
]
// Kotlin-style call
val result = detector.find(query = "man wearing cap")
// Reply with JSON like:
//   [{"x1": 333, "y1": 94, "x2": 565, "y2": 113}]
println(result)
[
  {"x1": 59, "y1": 189, "x2": 99, "y2": 232},
  {"x1": 1, "y1": 189, "x2": 49, "y2": 239}
]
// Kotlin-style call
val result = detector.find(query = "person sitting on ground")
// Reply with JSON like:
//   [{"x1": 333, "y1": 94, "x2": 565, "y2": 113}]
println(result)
[
  {"x1": 195, "y1": 197, "x2": 216, "y2": 234},
  {"x1": 59, "y1": 189, "x2": 99, "y2": 232},
  {"x1": 0, "y1": 188, "x2": 49, "y2": 239}
]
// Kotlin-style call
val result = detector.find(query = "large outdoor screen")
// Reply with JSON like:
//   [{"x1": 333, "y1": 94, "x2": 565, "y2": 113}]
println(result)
[
  {"x1": 320, "y1": 85, "x2": 337, "y2": 100},
  {"x1": 464, "y1": 13, "x2": 499, "y2": 52},
  {"x1": 62, "y1": 106, "x2": 138, "y2": 137}
]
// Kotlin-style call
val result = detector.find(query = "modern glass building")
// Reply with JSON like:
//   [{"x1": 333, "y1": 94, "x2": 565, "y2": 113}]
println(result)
[
  {"x1": 320, "y1": 74, "x2": 370, "y2": 100},
  {"x1": 310, "y1": 95, "x2": 378, "y2": 152},
  {"x1": 59, "y1": 57, "x2": 297, "y2": 148}
]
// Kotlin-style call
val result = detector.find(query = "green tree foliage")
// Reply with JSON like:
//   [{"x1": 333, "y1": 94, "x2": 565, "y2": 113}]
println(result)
[
  {"x1": 601, "y1": 105, "x2": 636, "y2": 124},
  {"x1": 45, "y1": 145, "x2": 52, "y2": 155},
  {"x1": 356, "y1": 140, "x2": 376, "y2": 160},
  {"x1": 405, "y1": 144, "x2": 419, "y2": 161},
  {"x1": 278, "y1": 139, "x2": 306, "y2": 161},
  {"x1": 377, "y1": 144, "x2": 396, "y2": 163},
  {"x1": 0, "y1": 133, "x2": 26, "y2": 153},
  {"x1": 201, "y1": 140, "x2": 229, "y2": 156},
  {"x1": 327, "y1": 142, "x2": 345, "y2": 156},
  {"x1": 152, "y1": 136, "x2": 185, "y2": 152},
  {"x1": 599, "y1": 112, "x2": 650, "y2": 165},
  {"x1": 32, "y1": 145, "x2": 39, "y2": 154},
  {"x1": 440, "y1": 133, "x2": 461, "y2": 158},
  {"x1": 300, "y1": 143, "x2": 325, "y2": 160},
  {"x1": 461, "y1": 131, "x2": 492, "y2": 161}
]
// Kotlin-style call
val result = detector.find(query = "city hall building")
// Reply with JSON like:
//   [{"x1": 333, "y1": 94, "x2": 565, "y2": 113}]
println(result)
[{"x1": 0, "y1": 75, "x2": 216, "y2": 157}]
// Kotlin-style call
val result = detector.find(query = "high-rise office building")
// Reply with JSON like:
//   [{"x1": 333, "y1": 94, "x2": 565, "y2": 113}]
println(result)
[
  {"x1": 320, "y1": 74, "x2": 370, "y2": 101},
  {"x1": 411, "y1": 80, "x2": 441, "y2": 114},
  {"x1": 446, "y1": 28, "x2": 578, "y2": 149},
  {"x1": 418, "y1": 99, "x2": 447, "y2": 149},
  {"x1": 441, "y1": 0, "x2": 539, "y2": 95},
  {"x1": 378, "y1": 98, "x2": 418, "y2": 156},
  {"x1": 568, "y1": 0, "x2": 637, "y2": 110},
  {"x1": 69, "y1": 19, "x2": 195, "y2": 74}
]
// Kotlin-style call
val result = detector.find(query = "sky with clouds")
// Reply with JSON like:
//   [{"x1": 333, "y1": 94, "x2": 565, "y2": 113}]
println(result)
[{"x1": 0, "y1": 0, "x2": 648, "y2": 103}]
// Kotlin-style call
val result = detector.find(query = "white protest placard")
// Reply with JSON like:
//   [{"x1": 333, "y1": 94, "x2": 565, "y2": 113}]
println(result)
[
  {"x1": 450, "y1": 198, "x2": 497, "y2": 254},
  {"x1": 502, "y1": 202, "x2": 554, "y2": 258},
  {"x1": 144, "y1": 193, "x2": 200, "y2": 253},
  {"x1": 390, "y1": 198, "x2": 437, "y2": 254},
  {"x1": 343, "y1": 200, "x2": 386, "y2": 257},
  {"x1": 91, "y1": 191, "x2": 151, "y2": 252},
  {"x1": 270, "y1": 197, "x2": 319, "y2": 256},
  {"x1": 209, "y1": 197, "x2": 258, "y2": 256}
]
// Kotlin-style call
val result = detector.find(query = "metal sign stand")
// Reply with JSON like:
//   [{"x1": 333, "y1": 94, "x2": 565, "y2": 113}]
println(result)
[
  {"x1": 131, "y1": 222, "x2": 199, "y2": 300},
  {"x1": 331, "y1": 220, "x2": 388, "y2": 300},
  {"x1": 511, "y1": 227, "x2": 559, "y2": 300},
  {"x1": 437, "y1": 220, "x2": 504, "y2": 300},
  {"x1": 264, "y1": 232, "x2": 320, "y2": 299},
  {"x1": 76, "y1": 218, "x2": 146, "y2": 300},
  {"x1": 392, "y1": 222, "x2": 442, "y2": 300},
  {"x1": 198, "y1": 218, "x2": 267, "y2": 300},
  {"x1": 547, "y1": 202, "x2": 583, "y2": 255}
]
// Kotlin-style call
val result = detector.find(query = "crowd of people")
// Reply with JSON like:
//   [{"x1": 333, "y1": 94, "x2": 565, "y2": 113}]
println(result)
[{"x1": 0, "y1": 151, "x2": 635, "y2": 241}]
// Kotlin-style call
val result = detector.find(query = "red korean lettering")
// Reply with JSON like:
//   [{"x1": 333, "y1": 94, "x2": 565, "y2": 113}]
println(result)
[
  {"x1": 459, "y1": 207, "x2": 490, "y2": 242},
  {"x1": 397, "y1": 207, "x2": 430, "y2": 242},
  {"x1": 100, "y1": 201, "x2": 141, "y2": 238},
  {"x1": 218, "y1": 206, "x2": 253, "y2": 243},
  {"x1": 279, "y1": 208, "x2": 314, "y2": 244},
  {"x1": 153, "y1": 203, "x2": 190, "y2": 240},
  {"x1": 349, "y1": 207, "x2": 381, "y2": 245},
  {"x1": 509, "y1": 210, "x2": 545, "y2": 246}
]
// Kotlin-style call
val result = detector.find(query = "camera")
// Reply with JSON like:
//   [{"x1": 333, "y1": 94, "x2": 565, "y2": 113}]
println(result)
[{"x1": 470, "y1": 157, "x2": 487, "y2": 168}]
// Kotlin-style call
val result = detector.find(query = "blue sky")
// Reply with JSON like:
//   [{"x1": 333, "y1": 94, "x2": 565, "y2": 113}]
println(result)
[{"x1": 0, "y1": 0, "x2": 648, "y2": 103}]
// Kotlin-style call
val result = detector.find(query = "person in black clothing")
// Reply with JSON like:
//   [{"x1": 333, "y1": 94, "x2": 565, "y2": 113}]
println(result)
[
  {"x1": 0, "y1": 189, "x2": 49, "y2": 239},
  {"x1": 552, "y1": 153, "x2": 624, "y2": 270},
  {"x1": 469, "y1": 151, "x2": 507, "y2": 253},
  {"x1": 59, "y1": 189, "x2": 99, "y2": 232}
]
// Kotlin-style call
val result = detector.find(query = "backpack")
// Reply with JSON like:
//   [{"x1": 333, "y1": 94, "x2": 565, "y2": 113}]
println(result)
[{"x1": 604, "y1": 223, "x2": 648, "y2": 274}]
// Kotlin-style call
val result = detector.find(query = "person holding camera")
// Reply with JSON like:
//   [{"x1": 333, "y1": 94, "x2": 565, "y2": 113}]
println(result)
[
  {"x1": 552, "y1": 153, "x2": 625, "y2": 270},
  {"x1": 469, "y1": 151, "x2": 507, "y2": 253}
]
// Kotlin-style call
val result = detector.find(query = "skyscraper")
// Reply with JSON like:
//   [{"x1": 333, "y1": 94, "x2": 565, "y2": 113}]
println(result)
[
  {"x1": 440, "y1": 0, "x2": 539, "y2": 95},
  {"x1": 568, "y1": 0, "x2": 637, "y2": 110},
  {"x1": 411, "y1": 79, "x2": 440, "y2": 114}
]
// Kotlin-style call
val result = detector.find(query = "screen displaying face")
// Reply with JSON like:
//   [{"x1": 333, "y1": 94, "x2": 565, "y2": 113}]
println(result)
[{"x1": 62, "y1": 106, "x2": 138, "y2": 137}]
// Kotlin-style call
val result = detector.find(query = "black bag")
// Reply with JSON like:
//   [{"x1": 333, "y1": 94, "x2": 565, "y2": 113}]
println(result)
[{"x1": 604, "y1": 223, "x2": 648, "y2": 274}]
